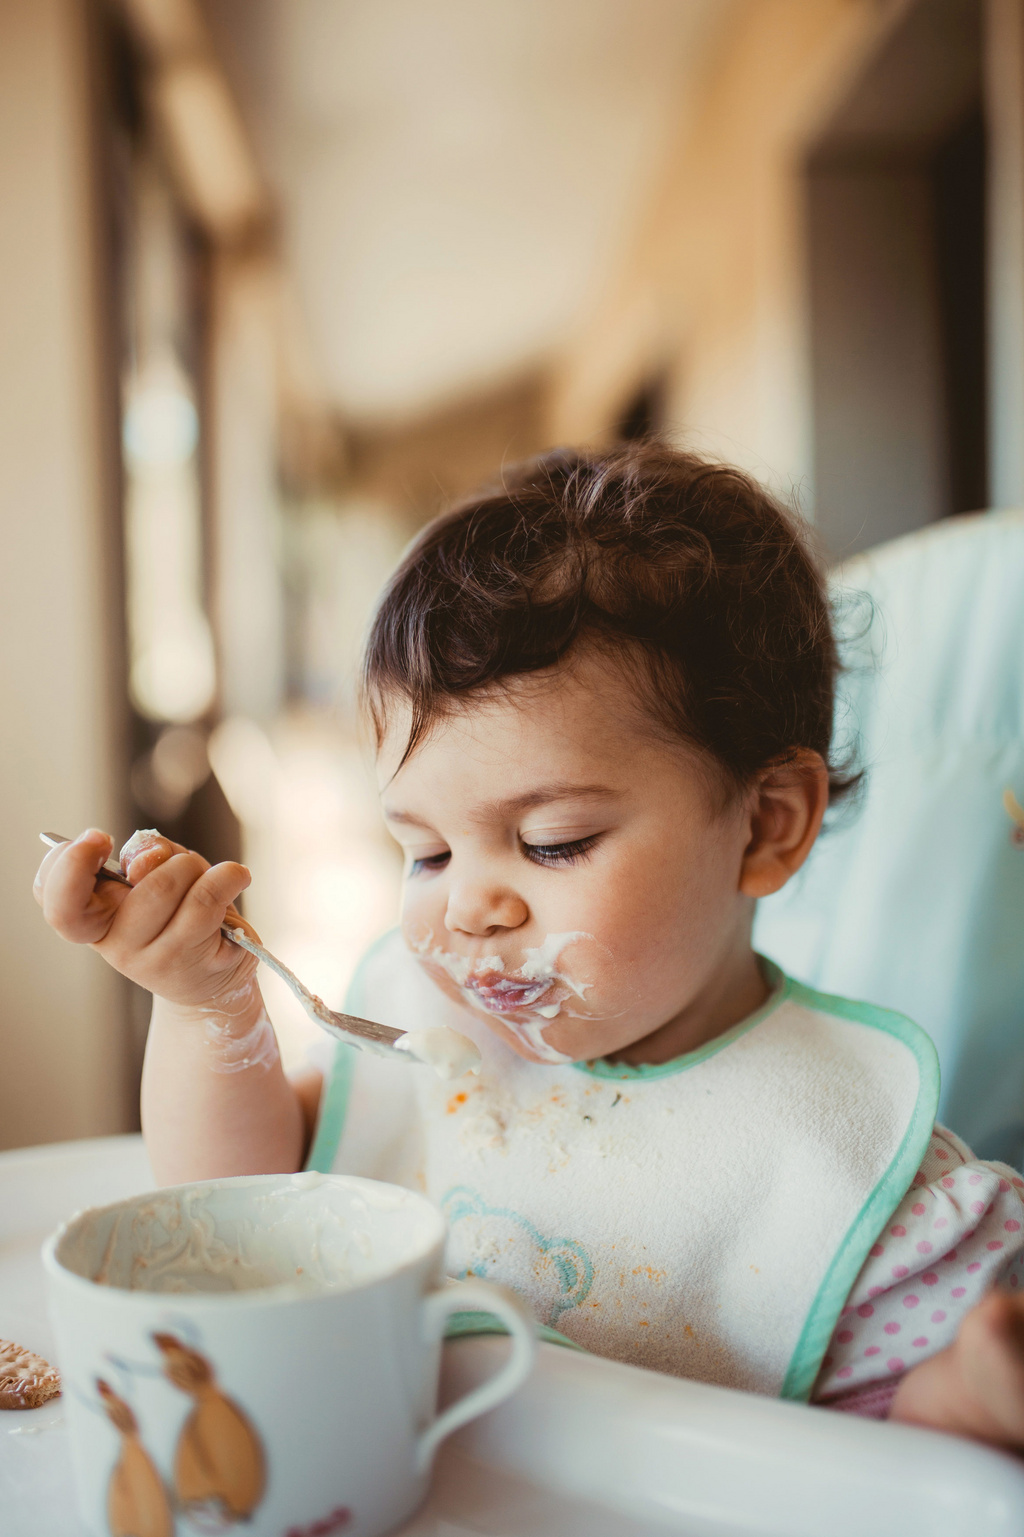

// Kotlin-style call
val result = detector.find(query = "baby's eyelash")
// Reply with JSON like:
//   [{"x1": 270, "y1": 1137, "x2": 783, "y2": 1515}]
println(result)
[
  {"x1": 523, "y1": 834, "x2": 600, "y2": 867},
  {"x1": 409, "y1": 852, "x2": 450, "y2": 876},
  {"x1": 409, "y1": 836, "x2": 601, "y2": 875}
]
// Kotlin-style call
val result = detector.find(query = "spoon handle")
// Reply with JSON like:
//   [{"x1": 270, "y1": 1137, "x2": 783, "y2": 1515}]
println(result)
[
  {"x1": 39, "y1": 832, "x2": 406, "y2": 1059},
  {"x1": 221, "y1": 927, "x2": 406, "y2": 1055},
  {"x1": 39, "y1": 831, "x2": 130, "y2": 885}
]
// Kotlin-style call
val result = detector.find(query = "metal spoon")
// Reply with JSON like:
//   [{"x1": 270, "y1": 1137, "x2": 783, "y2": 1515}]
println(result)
[
  {"x1": 39, "y1": 832, "x2": 405, "y2": 1060},
  {"x1": 216, "y1": 925, "x2": 404, "y2": 1058}
]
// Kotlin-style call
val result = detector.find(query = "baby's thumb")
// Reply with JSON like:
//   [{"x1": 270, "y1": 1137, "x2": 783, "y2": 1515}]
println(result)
[{"x1": 223, "y1": 902, "x2": 261, "y2": 945}]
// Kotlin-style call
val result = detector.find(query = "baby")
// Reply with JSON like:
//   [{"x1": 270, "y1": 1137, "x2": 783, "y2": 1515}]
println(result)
[{"x1": 36, "y1": 444, "x2": 1024, "y2": 1448}]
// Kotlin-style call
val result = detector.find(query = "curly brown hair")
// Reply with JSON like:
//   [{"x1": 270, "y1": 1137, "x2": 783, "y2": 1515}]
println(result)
[{"x1": 362, "y1": 442, "x2": 855, "y2": 803}]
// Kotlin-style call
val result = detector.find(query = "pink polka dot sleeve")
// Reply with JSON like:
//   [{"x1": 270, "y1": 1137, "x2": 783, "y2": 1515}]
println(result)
[{"x1": 811, "y1": 1125, "x2": 1024, "y2": 1413}]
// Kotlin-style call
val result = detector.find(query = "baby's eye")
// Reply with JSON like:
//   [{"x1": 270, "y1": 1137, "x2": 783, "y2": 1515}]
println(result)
[
  {"x1": 409, "y1": 851, "x2": 451, "y2": 876},
  {"x1": 522, "y1": 834, "x2": 600, "y2": 867}
]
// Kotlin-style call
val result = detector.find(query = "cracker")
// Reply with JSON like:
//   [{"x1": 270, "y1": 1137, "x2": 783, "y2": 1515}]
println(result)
[{"x1": 0, "y1": 1337, "x2": 61, "y2": 1409}]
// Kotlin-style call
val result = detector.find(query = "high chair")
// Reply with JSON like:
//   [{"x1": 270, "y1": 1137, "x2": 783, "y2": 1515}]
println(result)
[
  {"x1": 4, "y1": 1134, "x2": 1024, "y2": 1536},
  {"x1": 754, "y1": 510, "x2": 1024, "y2": 1166}
]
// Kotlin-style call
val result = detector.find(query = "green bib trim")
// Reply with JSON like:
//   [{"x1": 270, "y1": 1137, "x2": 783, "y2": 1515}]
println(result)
[
  {"x1": 305, "y1": 1041, "x2": 357, "y2": 1174},
  {"x1": 778, "y1": 979, "x2": 940, "y2": 1402},
  {"x1": 574, "y1": 959, "x2": 788, "y2": 1081},
  {"x1": 305, "y1": 930, "x2": 392, "y2": 1173},
  {"x1": 443, "y1": 1309, "x2": 585, "y2": 1351}
]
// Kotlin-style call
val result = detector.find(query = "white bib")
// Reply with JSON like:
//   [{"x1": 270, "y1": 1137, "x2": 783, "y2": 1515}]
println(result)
[{"x1": 310, "y1": 932, "x2": 938, "y2": 1400}]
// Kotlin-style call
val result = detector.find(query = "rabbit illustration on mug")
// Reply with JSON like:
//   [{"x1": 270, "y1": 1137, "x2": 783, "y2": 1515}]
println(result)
[
  {"x1": 96, "y1": 1378, "x2": 174, "y2": 1537},
  {"x1": 151, "y1": 1333, "x2": 266, "y2": 1530}
]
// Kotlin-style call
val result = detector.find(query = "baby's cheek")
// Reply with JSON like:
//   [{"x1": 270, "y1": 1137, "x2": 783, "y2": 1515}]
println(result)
[
  {"x1": 577, "y1": 919, "x2": 688, "y2": 1028},
  {"x1": 564, "y1": 865, "x2": 662, "y2": 965},
  {"x1": 402, "y1": 912, "x2": 434, "y2": 951},
  {"x1": 400, "y1": 910, "x2": 462, "y2": 992},
  {"x1": 418, "y1": 962, "x2": 470, "y2": 1014},
  {"x1": 538, "y1": 931, "x2": 609, "y2": 999}
]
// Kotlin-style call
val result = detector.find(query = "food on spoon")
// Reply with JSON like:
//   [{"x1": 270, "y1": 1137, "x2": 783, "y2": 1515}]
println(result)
[
  {"x1": 119, "y1": 828, "x2": 165, "y2": 874},
  {"x1": 121, "y1": 832, "x2": 252, "y2": 936},
  {"x1": 394, "y1": 1026, "x2": 482, "y2": 1079},
  {"x1": 0, "y1": 1336, "x2": 61, "y2": 1408}
]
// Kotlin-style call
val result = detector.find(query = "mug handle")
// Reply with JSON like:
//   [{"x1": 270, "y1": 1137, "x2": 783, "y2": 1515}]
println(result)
[{"x1": 415, "y1": 1278, "x2": 537, "y2": 1472}]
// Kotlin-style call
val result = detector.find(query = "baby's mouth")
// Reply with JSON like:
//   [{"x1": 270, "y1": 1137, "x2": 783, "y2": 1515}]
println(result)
[{"x1": 463, "y1": 974, "x2": 553, "y2": 1015}]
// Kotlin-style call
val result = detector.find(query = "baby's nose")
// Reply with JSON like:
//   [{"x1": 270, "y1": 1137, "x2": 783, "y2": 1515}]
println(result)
[{"x1": 443, "y1": 882, "x2": 528, "y2": 937}]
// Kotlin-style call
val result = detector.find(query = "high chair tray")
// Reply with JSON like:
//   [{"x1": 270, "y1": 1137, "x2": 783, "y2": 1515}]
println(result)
[{"x1": 3, "y1": 1137, "x2": 1023, "y2": 1537}]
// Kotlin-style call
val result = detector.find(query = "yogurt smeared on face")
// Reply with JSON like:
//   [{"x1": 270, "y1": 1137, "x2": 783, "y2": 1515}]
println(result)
[
  {"x1": 502, "y1": 1018, "x2": 572, "y2": 1063},
  {"x1": 410, "y1": 930, "x2": 593, "y2": 1064}
]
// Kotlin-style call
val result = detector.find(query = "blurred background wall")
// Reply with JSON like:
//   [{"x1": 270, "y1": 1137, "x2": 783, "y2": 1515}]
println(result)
[{"x1": 1, "y1": 0, "x2": 1019, "y2": 1147}]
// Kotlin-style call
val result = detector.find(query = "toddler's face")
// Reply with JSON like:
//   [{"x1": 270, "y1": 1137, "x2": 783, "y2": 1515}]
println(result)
[{"x1": 378, "y1": 650, "x2": 759, "y2": 1065}]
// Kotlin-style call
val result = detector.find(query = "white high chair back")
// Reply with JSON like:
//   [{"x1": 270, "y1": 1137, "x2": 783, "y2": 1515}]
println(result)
[{"x1": 753, "y1": 510, "x2": 1024, "y2": 1166}]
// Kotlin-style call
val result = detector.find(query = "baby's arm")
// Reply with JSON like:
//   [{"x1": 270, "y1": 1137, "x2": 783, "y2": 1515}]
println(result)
[
  {"x1": 139, "y1": 995, "x2": 315, "y2": 1184},
  {"x1": 813, "y1": 1126, "x2": 1024, "y2": 1448},
  {"x1": 35, "y1": 829, "x2": 311, "y2": 1184}
]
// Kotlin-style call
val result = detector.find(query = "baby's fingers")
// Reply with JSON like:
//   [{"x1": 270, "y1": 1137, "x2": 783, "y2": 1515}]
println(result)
[
  {"x1": 158, "y1": 860, "x2": 253, "y2": 951},
  {"x1": 959, "y1": 1290, "x2": 1024, "y2": 1445},
  {"x1": 223, "y1": 901, "x2": 261, "y2": 944},
  {"x1": 33, "y1": 840, "x2": 67, "y2": 904},
  {"x1": 37, "y1": 830, "x2": 129, "y2": 943},
  {"x1": 120, "y1": 830, "x2": 188, "y2": 885},
  {"x1": 100, "y1": 849, "x2": 211, "y2": 957}
]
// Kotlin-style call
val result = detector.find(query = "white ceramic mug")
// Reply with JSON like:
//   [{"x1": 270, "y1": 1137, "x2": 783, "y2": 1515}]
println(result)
[{"x1": 43, "y1": 1172, "x2": 537, "y2": 1537}]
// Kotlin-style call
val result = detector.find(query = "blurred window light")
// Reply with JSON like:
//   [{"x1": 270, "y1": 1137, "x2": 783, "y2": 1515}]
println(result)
[
  {"x1": 123, "y1": 357, "x2": 216, "y2": 723},
  {"x1": 119, "y1": 0, "x2": 208, "y2": 61},
  {"x1": 131, "y1": 723, "x2": 211, "y2": 819},
  {"x1": 152, "y1": 722, "x2": 210, "y2": 795},
  {"x1": 123, "y1": 381, "x2": 198, "y2": 466},
  {"x1": 153, "y1": 62, "x2": 266, "y2": 243},
  {"x1": 208, "y1": 715, "x2": 280, "y2": 829},
  {"x1": 130, "y1": 626, "x2": 216, "y2": 723}
]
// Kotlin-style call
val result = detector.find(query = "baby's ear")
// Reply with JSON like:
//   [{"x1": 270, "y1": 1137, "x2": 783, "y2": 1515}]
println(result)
[{"x1": 739, "y1": 750, "x2": 829, "y2": 898}]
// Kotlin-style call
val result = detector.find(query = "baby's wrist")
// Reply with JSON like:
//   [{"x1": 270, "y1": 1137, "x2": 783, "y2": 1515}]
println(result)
[
  {"x1": 156, "y1": 986, "x2": 280, "y2": 1076},
  {"x1": 157, "y1": 974, "x2": 261, "y2": 1026}
]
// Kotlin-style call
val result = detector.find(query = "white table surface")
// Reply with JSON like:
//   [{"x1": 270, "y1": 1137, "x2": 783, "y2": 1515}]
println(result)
[
  {"x1": 0, "y1": 1137, "x2": 675, "y2": 1537},
  {"x1": 4, "y1": 1136, "x2": 1024, "y2": 1537}
]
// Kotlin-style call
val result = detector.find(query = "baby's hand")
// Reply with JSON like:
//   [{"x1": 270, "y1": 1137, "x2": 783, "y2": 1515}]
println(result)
[
  {"x1": 892, "y1": 1287, "x2": 1024, "y2": 1448},
  {"x1": 34, "y1": 828, "x2": 257, "y2": 1009}
]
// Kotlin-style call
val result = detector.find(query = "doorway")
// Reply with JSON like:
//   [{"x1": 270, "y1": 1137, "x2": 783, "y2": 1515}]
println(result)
[{"x1": 806, "y1": 0, "x2": 986, "y2": 558}]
